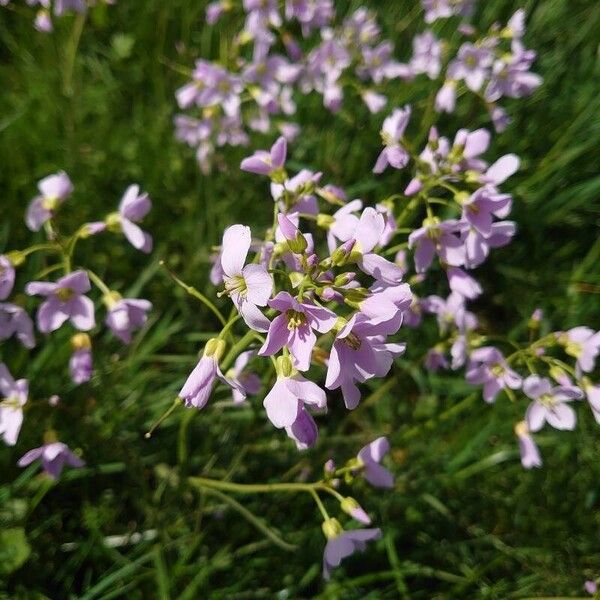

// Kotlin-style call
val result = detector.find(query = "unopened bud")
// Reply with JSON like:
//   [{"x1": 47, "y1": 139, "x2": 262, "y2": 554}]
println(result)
[
  {"x1": 330, "y1": 240, "x2": 355, "y2": 267},
  {"x1": 340, "y1": 497, "x2": 371, "y2": 525},
  {"x1": 287, "y1": 234, "x2": 308, "y2": 254},
  {"x1": 275, "y1": 355, "x2": 294, "y2": 378},
  {"x1": 71, "y1": 333, "x2": 92, "y2": 351}
]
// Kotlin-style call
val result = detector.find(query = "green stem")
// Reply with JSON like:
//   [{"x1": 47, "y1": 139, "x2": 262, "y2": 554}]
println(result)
[
  {"x1": 200, "y1": 487, "x2": 296, "y2": 552},
  {"x1": 220, "y1": 330, "x2": 257, "y2": 373},
  {"x1": 145, "y1": 398, "x2": 182, "y2": 439},
  {"x1": 160, "y1": 261, "x2": 227, "y2": 328},
  {"x1": 86, "y1": 268, "x2": 111, "y2": 296}
]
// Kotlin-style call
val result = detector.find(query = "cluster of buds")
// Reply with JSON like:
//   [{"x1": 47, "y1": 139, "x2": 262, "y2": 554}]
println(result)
[{"x1": 0, "y1": 171, "x2": 153, "y2": 478}]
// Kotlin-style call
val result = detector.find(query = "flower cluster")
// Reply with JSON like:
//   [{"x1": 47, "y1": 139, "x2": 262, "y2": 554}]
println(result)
[
  {"x1": 413, "y1": 8, "x2": 542, "y2": 130},
  {"x1": 174, "y1": 3, "x2": 412, "y2": 172},
  {"x1": 1, "y1": 0, "x2": 116, "y2": 32},
  {"x1": 0, "y1": 171, "x2": 152, "y2": 478}
]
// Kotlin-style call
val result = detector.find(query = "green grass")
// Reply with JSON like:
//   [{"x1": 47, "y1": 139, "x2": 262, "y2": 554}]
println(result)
[{"x1": 0, "y1": 0, "x2": 599, "y2": 597}]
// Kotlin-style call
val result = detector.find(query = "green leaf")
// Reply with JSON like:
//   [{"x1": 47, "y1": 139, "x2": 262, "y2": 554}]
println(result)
[{"x1": 0, "y1": 527, "x2": 31, "y2": 575}]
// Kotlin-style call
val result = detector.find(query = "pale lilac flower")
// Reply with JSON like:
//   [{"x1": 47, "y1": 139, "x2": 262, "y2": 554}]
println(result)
[
  {"x1": 285, "y1": 0, "x2": 334, "y2": 36},
  {"x1": 206, "y1": 0, "x2": 228, "y2": 24},
  {"x1": 263, "y1": 359, "x2": 326, "y2": 429},
  {"x1": 34, "y1": 9, "x2": 53, "y2": 32},
  {"x1": 584, "y1": 580, "x2": 598, "y2": 595},
  {"x1": 241, "y1": 136, "x2": 287, "y2": 177},
  {"x1": 115, "y1": 184, "x2": 153, "y2": 254},
  {"x1": 462, "y1": 220, "x2": 516, "y2": 269},
  {"x1": 322, "y1": 520, "x2": 382, "y2": 580},
  {"x1": 326, "y1": 199, "x2": 363, "y2": 253},
  {"x1": 514, "y1": 421, "x2": 542, "y2": 469},
  {"x1": 271, "y1": 168, "x2": 322, "y2": 215},
  {"x1": 18, "y1": 441, "x2": 85, "y2": 479},
  {"x1": 26, "y1": 271, "x2": 95, "y2": 333},
  {"x1": 460, "y1": 186, "x2": 512, "y2": 236},
  {"x1": 422, "y1": 0, "x2": 473, "y2": 23},
  {"x1": 54, "y1": 0, "x2": 86, "y2": 16},
  {"x1": 351, "y1": 208, "x2": 405, "y2": 284},
  {"x1": 410, "y1": 30, "x2": 442, "y2": 79},
  {"x1": 260, "y1": 292, "x2": 336, "y2": 371},
  {"x1": 0, "y1": 363, "x2": 27, "y2": 446},
  {"x1": 408, "y1": 218, "x2": 465, "y2": 273},
  {"x1": 0, "y1": 303, "x2": 35, "y2": 348},
  {"x1": 447, "y1": 43, "x2": 493, "y2": 92},
  {"x1": 361, "y1": 90, "x2": 387, "y2": 114},
  {"x1": 466, "y1": 347, "x2": 522, "y2": 402},
  {"x1": 373, "y1": 106, "x2": 411, "y2": 173},
  {"x1": 26, "y1": 171, "x2": 73, "y2": 231},
  {"x1": 0, "y1": 256, "x2": 15, "y2": 300},
  {"x1": 360, "y1": 283, "x2": 412, "y2": 329},
  {"x1": 422, "y1": 292, "x2": 477, "y2": 335},
  {"x1": 482, "y1": 154, "x2": 520, "y2": 185},
  {"x1": 447, "y1": 266, "x2": 482, "y2": 299},
  {"x1": 357, "y1": 437, "x2": 394, "y2": 488},
  {"x1": 220, "y1": 224, "x2": 273, "y2": 332},
  {"x1": 326, "y1": 314, "x2": 405, "y2": 409},
  {"x1": 435, "y1": 81, "x2": 456, "y2": 113},
  {"x1": 425, "y1": 348, "x2": 449, "y2": 372},
  {"x1": 524, "y1": 375, "x2": 583, "y2": 431},
  {"x1": 105, "y1": 298, "x2": 152, "y2": 344},
  {"x1": 486, "y1": 45, "x2": 542, "y2": 101},
  {"x1": 180, "y1": 339, "x2": 244, "y2": 409},
  {"x1": 506, "y1": 9, "x2": 526, "y2": 39},
  {"x1": 584, "y1": 382, "x2": 600, "y2": 425},
  {"x1": 70, "y1": 348, "x2": 92, "y2": 384},
  {"x1": 490, "y1": 105, "x2": 511, "y2": 133},
  {"x1": 562, "y1": 327, "x2": 600, "y2": 373}
]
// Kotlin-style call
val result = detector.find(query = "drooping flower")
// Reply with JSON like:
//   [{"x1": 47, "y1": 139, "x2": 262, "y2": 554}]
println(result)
[
  {"x1": 26, "y1": 270, "x2": 95, "y2": 333},
  {"x1": 18, "y1": 440, "x2": 85, "y2": 479},
  {"x1": 0, "y1": 255, "x2": 15, "y2": 300},
  {"x1": 357, "y1": 436, "x2": 394, "y2": 488},
  {"x1": 373, "y1": 106, "x2": 411, "y2": 173},
  {"x1": 69, "y1": 333, "x2": 93, "y2": 385},
  {"x1": 321, "y1": 518, "x2": 381, "y2": 580},
  {"x1": 107, "y1": 185, "x2": 153, "y2": 254},
  {"x1": 263, "y1": 357, "x2": 326, "y2": 447},
  {"x1": 259, "y1": 291, "x2": 336, "y2": 371},
  {"x1": 26, "y1": 171, "x2": 73, "y2": 231},
  {"x1": 179, "y1": 338, "x2": 245, "y2": 409},
  {"x1": 0, "y1": 363, "x2": 28, "y2": 446},
  {"x1": 514, "y1": 421, "x2": 542, "y2": 469},
  {"x1": 105, "y1": 296, "x2": 153, "y2": 344},
  {"x1": 0, "y1": 303, "x2": 35, "y2": 348},
  {"x1": 220, "y1": 224, "x2": 273, "y2": 332},
  {"x1": 340, "y1": 497, "x2": 372, "y2": 525},
  {"x1": 465, "y1": 347, "x2": 522, "y2": 402},
  {"x1": 524, "y1": 375, "x2": 583, "y2": 432}
]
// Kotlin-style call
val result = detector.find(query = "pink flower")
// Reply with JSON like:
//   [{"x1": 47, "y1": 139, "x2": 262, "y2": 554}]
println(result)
[
  {"x1": 259, "y1": 291, "x2": 336, "y2": 371},
  {"x1": 26, "y1": 171, "x2": 73, "y2": 231},
  {"x1": 524, "y1": 375, "x2": 583, "y2": 432},
  {"x1": 18, "y1": 441, "x2": 85, "y2": 479},
  {"x1": 26, "y1": 271, "x2": 95, "y2": 333},
  {"x1": 220, "y1": 224, "x2": 273, "y2": 332},
  {"x1": 0, "y1": 363, "x2": 28, "y2": 446},
  {"x1": 466, "y1": 347, "x2": 522, "y2": 403},
  {"x1": 357, "y1": 437, "x2": 394, "y2": 488},
  {"x1": 373, "y1": 106, "x2": 411, "y2": 173},
  {"x1": 241, "y1": 136, "x2": 287, "y2": 177},
  {"x1": 116, "y1": 185, "x2": 153, "y2": 254}
]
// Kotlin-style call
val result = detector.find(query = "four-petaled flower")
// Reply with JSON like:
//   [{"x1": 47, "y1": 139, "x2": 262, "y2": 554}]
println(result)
[{"x1": 0, "y1": 363, "x2": 28, "y2": 446}]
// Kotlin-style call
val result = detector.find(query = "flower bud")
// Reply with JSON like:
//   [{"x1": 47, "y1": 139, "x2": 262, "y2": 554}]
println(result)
[
  {"x1": 275, "y1": 355, "x2": 294, "y2": 378},
  {"x1": 340, "y1": 497, "x2": 371, "y2": 525},
  {"x1": 330, "y1": 240, "x2": 355, "y2": 267},
  {"x1": 71, "y1": 333, "x2": 92, "y2": 351},
  {"x1": 5, "y1": 251, "x2": 25, "y2": 267},
  {"x1": 321, "y1": 518, "x2": 343, "y2": 540},
  {"x1": 287, "y1": 235, "x2": 308, "y2": 254},
  {"x1": 454, "y1": 191, "x2": 470, "y2": 206},
  {"x1": 317, "y1": 214, "x2": 335, "y2": 229}
]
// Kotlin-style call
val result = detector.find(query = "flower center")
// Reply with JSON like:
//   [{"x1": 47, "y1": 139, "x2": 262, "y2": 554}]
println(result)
[
  {"x1": 105, "y1": 212, "x2": 122, "y2": 232},
  {"x1": 56, "y1": 287, "x2": 75, "y2": 302},
  {"x1": 41, "y1": 197, "x2": 59, "y2": 211},
  {"x1": 538, "y1": 393, "x2": 556, "y2": 408},
  {"x1": 286, "y1": 309, "x2": 306, "y2": 330},
  {"x1": 342, "y1": 332, "x2": 362, "y2": 351},
  {"x1": 490, "y1": 364, "x2": 505, "y2": 378},
  {"x1": 0, "y1": 396, "x2": 22, "y2": 410},
  {"x1": 224, "y1": 275, "x2": 247, "y2": 297}
]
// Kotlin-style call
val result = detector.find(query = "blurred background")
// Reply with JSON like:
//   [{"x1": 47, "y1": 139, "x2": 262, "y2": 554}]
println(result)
[{"x1": 0, "y1": 0, "x2": 599, "y2": 597}]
